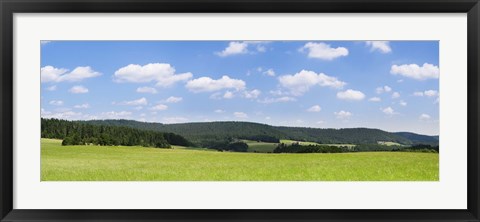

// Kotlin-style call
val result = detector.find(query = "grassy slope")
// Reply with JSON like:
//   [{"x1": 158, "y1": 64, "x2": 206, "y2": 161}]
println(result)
[{"x1": 41, "y1": 139, "x2": 439, "y2": 181}]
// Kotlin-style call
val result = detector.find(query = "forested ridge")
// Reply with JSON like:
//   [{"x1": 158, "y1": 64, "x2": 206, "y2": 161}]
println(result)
[
  {"x1": 41, "y1": 118, "x2": 191, "y2": 148},
  {"x1": 82, "y1": 119, "x2": 439, "y2": 146}
]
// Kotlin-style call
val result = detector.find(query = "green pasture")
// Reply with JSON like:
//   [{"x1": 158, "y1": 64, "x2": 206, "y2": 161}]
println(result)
[{"x1": 41, "y1": 138, "x2": 438, "y2": 181}]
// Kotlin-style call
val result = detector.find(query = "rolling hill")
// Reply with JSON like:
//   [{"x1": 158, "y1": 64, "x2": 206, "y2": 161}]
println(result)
[{"x1": 80, "y1": 119, "x2": 438, "y2": 147}]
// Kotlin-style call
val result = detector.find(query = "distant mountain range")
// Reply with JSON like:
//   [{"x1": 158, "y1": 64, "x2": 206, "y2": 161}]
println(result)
[{"x1": 80, "y1": 119, "x2": 439, "y2": 146}]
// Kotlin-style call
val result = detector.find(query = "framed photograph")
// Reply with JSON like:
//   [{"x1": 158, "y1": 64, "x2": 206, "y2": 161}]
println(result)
[{"x1": 1, "y1": 0, "x2": 479, "y2": 221}]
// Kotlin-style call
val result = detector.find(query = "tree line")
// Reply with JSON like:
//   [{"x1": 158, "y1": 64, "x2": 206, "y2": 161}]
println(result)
[
  {"x1": 81, "y1": 119, "x2": 439, "y2": 146},
  {"x1": 41, "y1": 118, "x2": 191, "y2": 148},
  {"x1": 273, "y1": 143, "x2": 439, "y2": 153}
]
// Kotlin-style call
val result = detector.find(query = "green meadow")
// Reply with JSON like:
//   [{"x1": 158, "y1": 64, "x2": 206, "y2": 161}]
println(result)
[{"x1": 41, "y1": 138, "x2": 439, "y2": 181}]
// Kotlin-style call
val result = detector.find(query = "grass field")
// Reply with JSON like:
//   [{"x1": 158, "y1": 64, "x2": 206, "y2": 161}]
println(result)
[
  {"x1": 41, "y1": 138, "x2": 439, "y2": 181},
  {"x1": 280, "y1": 139, "x2": 356, "y2": 147},
  {"x1": 243, "y1": 140, "x2": 278, "y2": 152}
]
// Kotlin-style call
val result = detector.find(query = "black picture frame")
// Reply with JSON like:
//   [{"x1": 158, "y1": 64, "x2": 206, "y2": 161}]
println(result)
[{"x1": 1, "y1": 0, "x2": 479, "y2": 221}]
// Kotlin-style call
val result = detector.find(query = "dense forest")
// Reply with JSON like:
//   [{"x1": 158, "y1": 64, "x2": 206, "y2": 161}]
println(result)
[
  {"x1": 82, "y1": 119, "x2": 439, "y2": 147},
  {"x1": 273, "y1": 143, "x2": 439, "y2": 153},
  {"x1": 41, "y1": 118, "x2": 191, "y2": 148}
]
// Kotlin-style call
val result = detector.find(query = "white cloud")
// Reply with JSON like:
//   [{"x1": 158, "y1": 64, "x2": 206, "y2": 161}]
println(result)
[
  {"x1": 258, "y1": 96, "x2": 296, "y2": 104},
  {"x1": 369, "y1": 97, "x2": 381, "y2": 102},
  {"x1": 49, "y1": 100, "x2": 63, "y2": 106},
  {"x1": 214, "y1": 109, "x2": 225, "y2": 113},
  {"x1": 101, "y1": 111, "x2": 132, "y2": 119},
  {"x1": 136, "y1": 87, "x2": 157, "y2": 94},
  {"x1": 307, "y1": 105, "x2": 322, "y2": 112},
  {"x1": 382, "y1": 107, "x2": 396, "y2": 115},
  {"x1": 151, "y1": 104, "x2": 168, "y2": 111},
  {"x1": 119, "y1": 97, "x2": 148, "y2": 106},
  {"x1": 216, "y1": 42, "x2": 249, "y2": 57},
  {"x1": 41, "y1": 110, "x2": 83, "y2": 119},
  {"x1": 413, "y1": 91, "x2": 424, "y2": 96},
  {"x1": 413, "y1": 90, "x2": 439, "y2": 97},
  {"x1": 365, "y1": 41, "x2": 392, "y2": 53},
  {"x1": 376, "y1": 85, "x2": 392, "y2": 94},
  {"x1": 244, "y1": 89, "x2": 261, "y2": 99},
  {"x1": 390, "y1": 63, "x2": 439, "y2": 80},
  {"x1": 46, "y1": 85, "x2": 57, "y2": 91},
  {"x1": 41, "y1": 40, "x2": 51, "y2": 45},
  {"x1": 419, "y1": 113, "x2": 431, "y2": 120},
  {"x1": 216, "y1": 41, "x2": 269, "y2": 57},
  {"x1": 41, "y1": 66, "x2": 101, "y2": 83},
  {"x1": 165, "y1": 96, "x2": 183, "y2": 103},
  {"x1": 299, "y1": 42, "x2": 349, "y2": 60},
  {"x1": 392, "y1": 92, "x2": 401, "y2": 99},
  {"x1": 186, "y1": 75, "x2": 246, "y2": 92},
  {"x1": 234, "y1": 112, "x2": 248, "y2": 118},
  {"x1": 278, "y1": 70, "x2": 345, "y2": 96},
  {"x1": 162, "y1": 117, "x2": 188, "y2": 124},
  {"x1": 399, "y1": 100, "x2": 407, "y2": 106},
  {"x1": 69, "y1": 85, "x2": 89, "y2": 94},
  {"x1": 263, "y1": 69, "x2": 275, "y2": 76},
  {"x1": 337, "y1": 89, "x2": 365, "y2": 101},
  {"x1": 114, "y1": 63, "x2": 192, "y2": 87},
  {"x1": 223, "y1": 91, "x2": 234, "y2": 99},
  {"x1": 424, "y1": 90, "x2": 439, "y2": 97},
  {"x1": 74, "y1": 103, "x2": 90, "y2": 109},
  {"x1": 133, "y1": 106, "x2": 143, "y2": 111},
  {"x1": 334, "y1": 110, "x2": 352, "y2": 119}
]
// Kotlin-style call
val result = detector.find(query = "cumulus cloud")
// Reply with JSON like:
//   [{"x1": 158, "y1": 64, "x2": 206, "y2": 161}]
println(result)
[
  {"x1": 41, "y1": 110, "x2": 83, "y2": 119},
  {"x1": 216, "y1": 41, "x2": 269, "y2": 57},
  {"x1": 223, "y1": 91, "x2": 234, "y2": 99},
  {"x1": 369, "y1": 97, "x2": 381, "y2": 102},
  {"x1": 390, "y1": 63, "x2": 439, "y2": 80},
  {"x1": 376, "y1": 85, "x2": 392, "y2": 94},
  {"x1": 162, "y1": 117, "x2": 188, "y2": 124},
  {"x1": 419, "y1": 113, "x2": 431, "y2": 120},
  {"x1": 74, "y1": 103, "x2": 90, "y2": 109},
  {"x1": 365, "y1": 41, "x2": 392, "y2": 53},
  {"x1": 334, "y1": 110, "x2": 352, "y2": 119},
  {"x1": 414, "y1": 90, "x2": 439, "y2": 98},
  {"x1": 114, "y1": 63, "x2": 192, "y2": 87},
  {"x1": 278, "y1": 70, "x2": 345, "y2": 96},
  {"x1": 424, "y1": 90, "x2": 439, "y2": 97},
  {"x1": 382, "y1": 107, "x2": 396, "y2": 115},
  {"x1": 244, "y1": 89, "x2": 261, "y2": 99},
  {"x1": 101, "y1": 111, "x2": 132, "y2": 119},
  {"x1": 392, "y1": 92, "x2": 401, "y2": 99},
  {"x1": 119, "y1": 97, "x2": 148, "y2": 106},
  {"x1": 214, "y1": 109, "x2": 225, "y2": 113},
  {"x1": 186, "y1": 75, "x2": 246, "y2": 93},
  {"x1": 307, "y1": 105, "x2": 322, "y2": 112},
  {"x1": 69, "y1": 85, "x2": 89, "y2": 94},
  {"x1": 399, "y1": 100, "x2": 407, "y2": 106},
  {"x1": 234, "y1": 112, "x2": 248, "y2": 118},
  {"x1": 150, "y1": 104, "x2": 168, "y2": 111},
  {"x1": 41, "y1": 66, "x2": 101, "y2": 83},
  {"x1": 216, "y1": 42, "x2": 249, "y2": 57},
  {"x1": 263, "y1": 69, "x2": 275, "y2": 76},
  {"x1": 136, "y1": 87, "x2": 157, "y2": 94},
  {"x1": 299, "y1": 42, "x2": 348, "y2": 60},
  {"x1": 165, "y1": 96, "x2": 183, "y2": 103},
  {"x1": 46, "y1": 85, "x2": 57, "y2": 91},
  {"x1": 413, "y1": 91, "x2": 424, "y2": 96},
  {"x1": 49, "y1": 100, "x2": 63, "y2": 106},
  {"x1": 257, "y1": 96, "x2": 296, "y2": 104},
  {"x1": 337, "y1": 89, "x2": 365, "y2": 101}
]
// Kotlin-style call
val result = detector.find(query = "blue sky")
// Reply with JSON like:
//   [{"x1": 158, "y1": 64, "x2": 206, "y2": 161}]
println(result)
[{"x1": 40, "y1": 41, "x2": 439, "y2": 135}]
